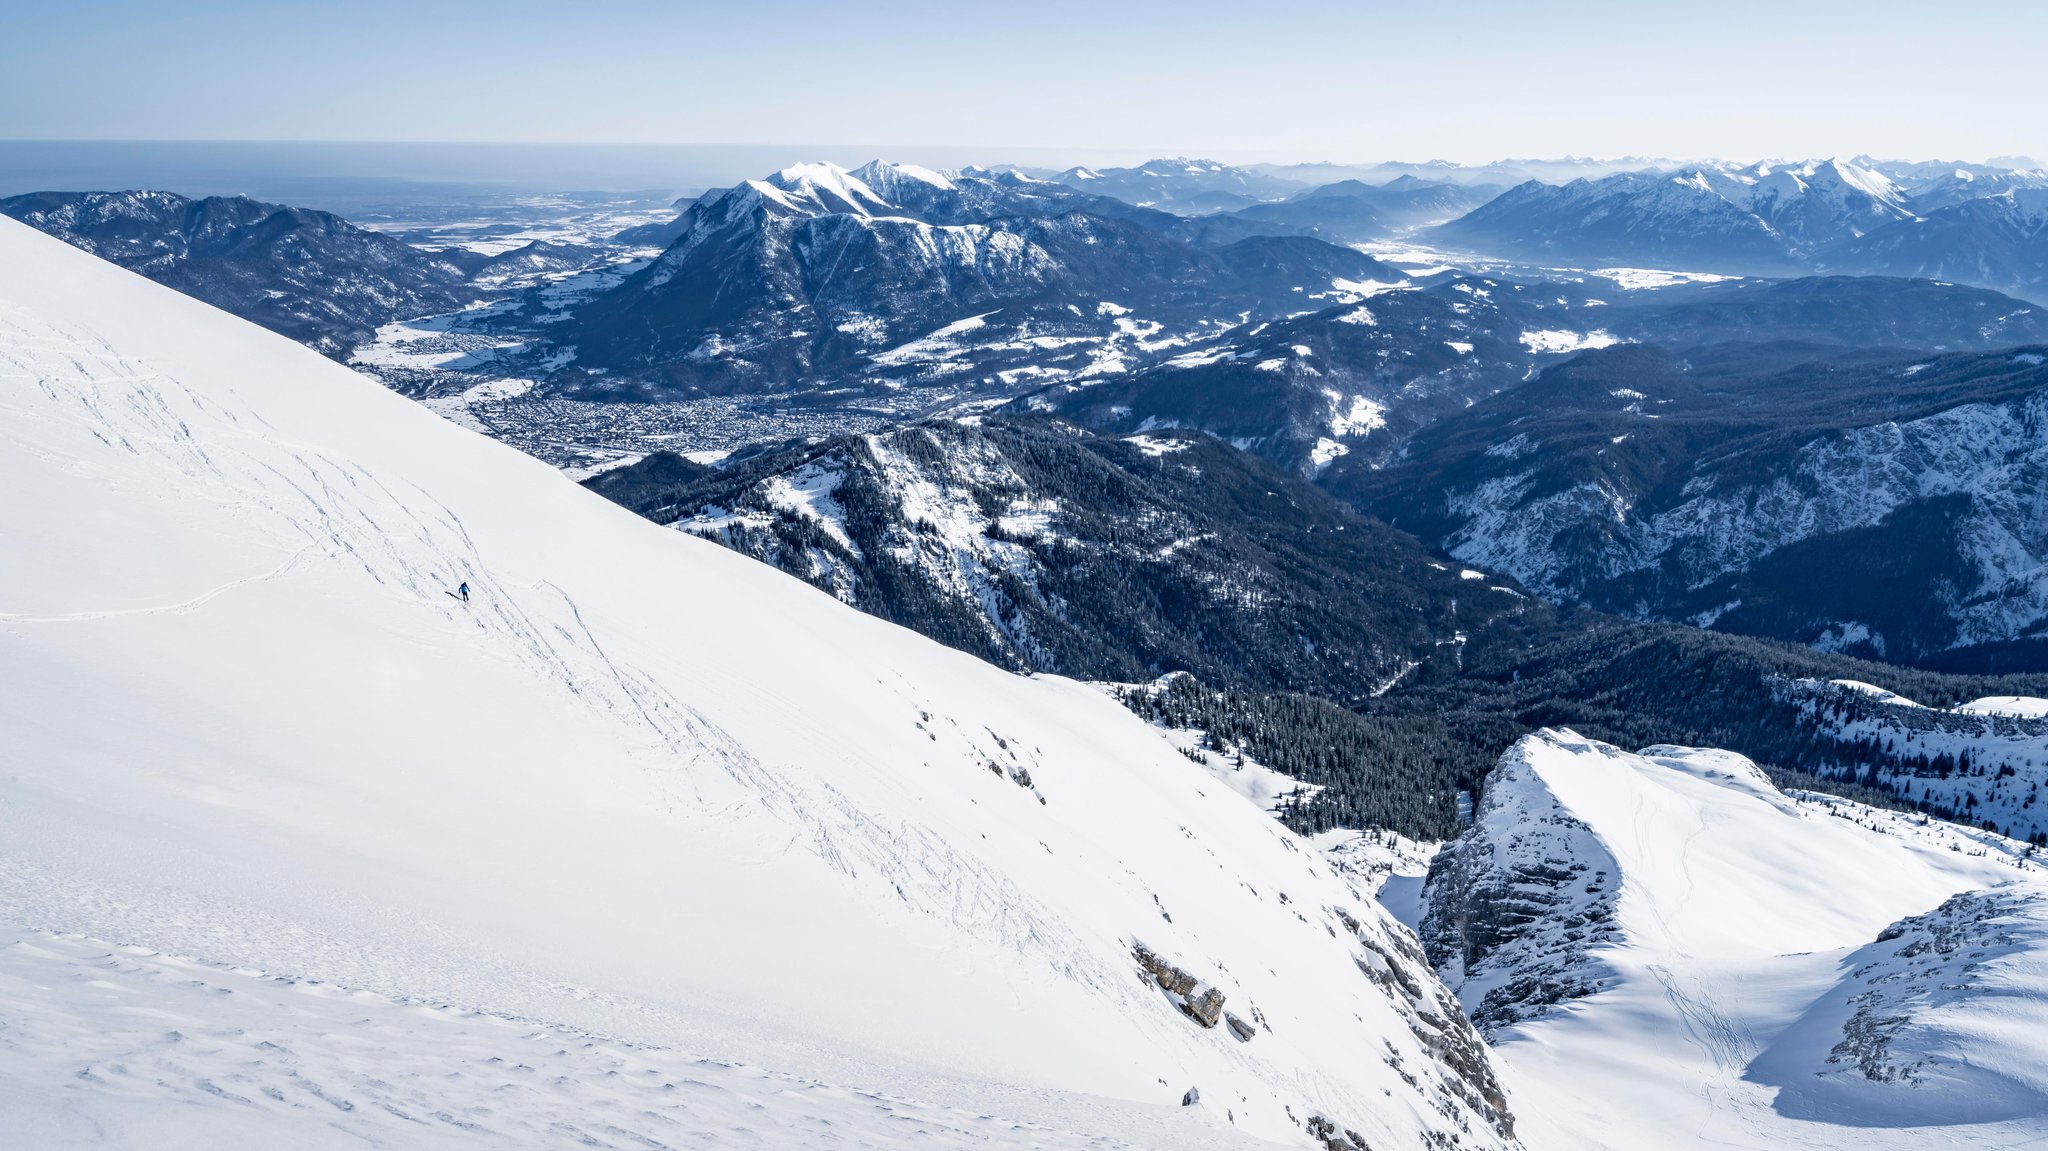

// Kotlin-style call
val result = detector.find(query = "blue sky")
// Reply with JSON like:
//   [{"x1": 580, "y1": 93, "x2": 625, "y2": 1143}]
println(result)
[{"x1": 5, "y1": 0, "x2": 2043, "y2": 164}]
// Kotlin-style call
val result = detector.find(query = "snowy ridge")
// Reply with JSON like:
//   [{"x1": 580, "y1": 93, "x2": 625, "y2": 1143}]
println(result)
[
  {"x1": 1422, "y1": 728, "x2": 2048, "y2": 1149},
  {"x1": 0, "y1": 217, "x2": 1515, "y2": 1148},
  {"x1": 1788, "y1": 678, "x2": 2048, "y2": 842}
]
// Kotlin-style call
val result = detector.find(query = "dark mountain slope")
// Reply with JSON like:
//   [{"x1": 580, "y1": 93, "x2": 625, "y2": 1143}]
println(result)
[
  {"x1": 1, "y1": 190, "x2": 477, "y2": 355},
  {"x1": 544, "y1": 162, "x2": 1404, "y2": 401},
  {"x1": 588, "y1": 415, "x2": 1556, "y2": 700},
  {"x1": 1337, "y1": 344, "x2": 2048, "y2": 669}
]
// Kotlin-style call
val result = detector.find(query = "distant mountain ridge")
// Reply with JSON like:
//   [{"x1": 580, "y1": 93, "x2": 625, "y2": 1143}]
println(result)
[
  {"x1": 1342, "y1": 344, "x2": 2048, "y2": 670},
  {"x1": 0, "y1": 189, "x2": 481, "y2": 355},
  {"x1": 1428, "y1": 157, "x2": 2048, "y2": 302},
  {"x1": 1052, "y1": 157, "x2": 1304, "y2": 212},
  {"x1": 537, "y1": 160, "x2": 1405, "y2": 400}
]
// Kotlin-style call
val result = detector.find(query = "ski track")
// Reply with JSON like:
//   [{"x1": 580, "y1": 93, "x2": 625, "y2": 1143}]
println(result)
[
  {"x1": 0, "y1": 927, "x2": 1147, "y2": 1151},
  {"x1": 1, "y1": 308, "x2": 1124, "y2": 998}
]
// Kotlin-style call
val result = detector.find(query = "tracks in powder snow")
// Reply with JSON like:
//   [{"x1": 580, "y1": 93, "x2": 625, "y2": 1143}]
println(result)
[
  {"x1": 0, "y1": 926, "x2": 1150, "y2": 1151},
  {"x1": 1, "y1": 302, "x2": 1129, "y2": 1022}
]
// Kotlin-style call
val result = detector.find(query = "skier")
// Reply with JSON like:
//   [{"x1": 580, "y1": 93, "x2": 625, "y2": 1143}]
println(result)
[{"x1": 457, "y1": 581, "x2": 470, "y2": 604}]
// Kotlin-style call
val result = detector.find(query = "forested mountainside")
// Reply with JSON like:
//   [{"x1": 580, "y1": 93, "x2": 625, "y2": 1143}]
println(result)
[
  {"x1": 0, "y1": 190, "x2": 481, "y2": 354},
  {"x1": 589, "y1": 410, "x2": 2048, "y2": 845},
  {"x1": 587, "y1": 415, "x2": 1557, "y2": 698}
]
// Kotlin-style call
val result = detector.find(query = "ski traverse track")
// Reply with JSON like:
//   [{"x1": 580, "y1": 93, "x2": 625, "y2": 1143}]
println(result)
[{"x1": 0, "y1": 217, "x2": 1515, "y2": 1149}]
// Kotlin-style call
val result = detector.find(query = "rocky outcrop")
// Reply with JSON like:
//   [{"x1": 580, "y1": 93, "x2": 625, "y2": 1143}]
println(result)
[
  {"x1": 1133, "y1": 942, "x2": 1225, "y2": 1028},
  {"x1": 1421, "y1": 732, "x2": 1621, "y2": 1033}
]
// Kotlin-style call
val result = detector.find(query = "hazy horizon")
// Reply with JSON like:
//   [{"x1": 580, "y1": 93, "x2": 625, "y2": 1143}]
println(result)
[
  {"x1": 6, "y1": 1, "x2": 2044, "y2": 164},
  {"x1": 3, "y1": 139, "x2": 2040, "y2": 211}
]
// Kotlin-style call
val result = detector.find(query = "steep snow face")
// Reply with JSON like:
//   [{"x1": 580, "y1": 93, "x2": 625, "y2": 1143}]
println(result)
[
  {"x1": 0, "y1": 218, "x2": 1516, "y2": 1149},
  {"x1": 1424, "y1": 730, "x2": 2048, "y2": 1150}
]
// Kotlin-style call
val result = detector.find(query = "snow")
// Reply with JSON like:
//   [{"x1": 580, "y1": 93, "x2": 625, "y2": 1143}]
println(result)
[
  {"x1": 1592, "y1": 267, "x2": 1739, "y2": 291},
  {"x1": 869, "y1": 311, "x2": 996, "y2": 366},
  {"x1": 1325, "y1": 277, "x2": 1413, "y2": 302},
  {"x1": 1434, "y1": 730, "x2": 2048, "y2": 1150},
  {"x1": 764, "y1": 162, "x2": 896, "y2": 215},
  {"x1": 1831, "y1": 679, "x2": 1929, "y2": 708},
  {"x1": 1124, "y1": 433, "x2": 1192, "y2": 457},
  {"x1": 0, "y1": 926, "x2": 1228, "y2": 1151},
  {"x1": 0, "y1": 217, "x2": 1512, "y2": 1150},
  {"x1": 557, "y1": 451, "x2": 645, "y2": 483},
  {"x1": 759, "y1": 459, "x2": 858, "y2": 553},
  {"x1": 1321, "y1": 830, "x2": 1441, "y2": 927},
  {"x1": 1458, "y1": 569, "x2": 1487, "y2": 581},
  {"x1": 1325, "y1": 393, "x2": 1388, "y2": 441},
  {"x1": 1958, "y1": 696, "x2": 2048, "y2": 718},
  {"x1": 1517, "y1": 328, "x2": 1620, "y2": 353}
]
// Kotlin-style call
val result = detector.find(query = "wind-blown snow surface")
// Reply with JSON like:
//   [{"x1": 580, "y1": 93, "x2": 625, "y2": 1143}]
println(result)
[
  {"x1": 1425, "y1": 730, "x2": 2048, "y2": 1150},
  {"x1": 0, "y1": 217, "x2": 1514, "y2": 1149}
]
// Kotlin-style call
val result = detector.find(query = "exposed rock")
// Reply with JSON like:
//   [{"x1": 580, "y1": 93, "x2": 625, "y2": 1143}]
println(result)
[
  {"x1": 1133, "y1": 942, "x2": 1225, "y2": 1028},
  {"x1": 1421, "y1": 735, "x2": 1620, "y2": 1034},
  {"x1": 1225, "y1": 1012, "x2": 1257, "y2": 1042}
]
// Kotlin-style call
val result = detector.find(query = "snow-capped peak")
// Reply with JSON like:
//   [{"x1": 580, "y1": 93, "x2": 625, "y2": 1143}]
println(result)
[
  {"x1": 758, "y1": 161, "x2": 896, "y2": 216},
  {"x1": 847, "y1": 159, "x2": 958, "y2": 205}
]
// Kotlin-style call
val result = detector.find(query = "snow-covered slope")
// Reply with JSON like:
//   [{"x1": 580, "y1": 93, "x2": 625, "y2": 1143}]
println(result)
[
  {"x1": 1423, "y1": 729, "x2": 2048, "y2": 1149},
  {"x1": 0, "y1": 217, "x2": 1517, "y2": 1148}
]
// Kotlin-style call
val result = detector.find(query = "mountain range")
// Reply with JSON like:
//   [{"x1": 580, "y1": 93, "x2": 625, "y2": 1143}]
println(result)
[
  {"x1": 1046, "y1": 273, "x2": 2048, "y2": 475},
  {"x1": 1430, "y1": 158, "x2": 2048, "y2": 303},
  {"x1": 538, "y1": 161, "x2": 1403, "y2": 400},
  {"x1": 16, "y1": 147, "x2": 2048, "y2": 1150},
  {"x1": 1339, "y1": 343, "x2": 2048, "y2": 671}
]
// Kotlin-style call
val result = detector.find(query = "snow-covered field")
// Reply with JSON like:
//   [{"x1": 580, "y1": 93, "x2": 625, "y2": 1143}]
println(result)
[
  {"x1": 1428, "y1": 729, "x2": 2048, "y2": 1150},
  {"x1": 0, "y1": 217, "x2": 1512, "y2": 1149}
]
